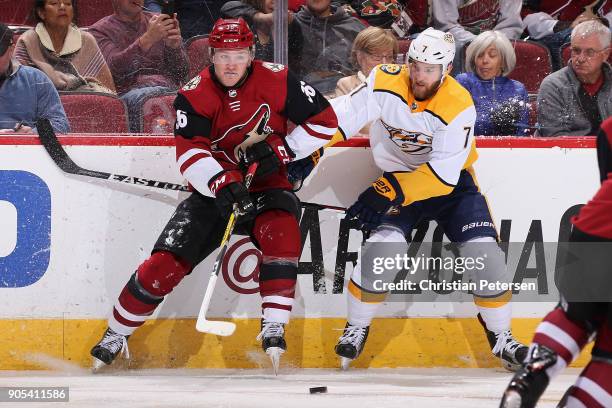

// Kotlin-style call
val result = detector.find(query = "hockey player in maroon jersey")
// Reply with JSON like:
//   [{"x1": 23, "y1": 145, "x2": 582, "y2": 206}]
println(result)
[
  {"x1": 90, "y1": 18, "x2": 338, "y2": 372},
  {"x1": 500, "y1": 117, "x2": 612, "y2": 407}
]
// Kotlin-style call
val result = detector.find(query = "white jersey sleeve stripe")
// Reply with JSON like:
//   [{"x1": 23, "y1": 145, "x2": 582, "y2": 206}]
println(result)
[
  {"x1": 177, "y1": 148, "x2": 211, "y2": 169},
  {"x1": 181, "y1": 156, "x2": 224, "y2": 197}
]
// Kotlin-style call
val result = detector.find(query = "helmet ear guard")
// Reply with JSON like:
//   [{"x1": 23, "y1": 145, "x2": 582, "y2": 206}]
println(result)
[{"x1": 407, "y1": 28, "x2": 456, "y2": 81}]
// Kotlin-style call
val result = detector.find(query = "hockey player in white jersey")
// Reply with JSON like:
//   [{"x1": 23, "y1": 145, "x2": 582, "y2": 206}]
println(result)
[{"x1": 331, "y1": 28, "x2": 528, "y2": 371}]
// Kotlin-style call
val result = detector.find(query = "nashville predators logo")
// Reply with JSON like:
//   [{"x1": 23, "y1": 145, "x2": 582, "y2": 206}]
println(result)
[
  {"x1": 380, "y1": 64, "x2": 401, "y2": 75},
  {"x1": 382, "y1": 121, "x2": 432, "y2": 154}
]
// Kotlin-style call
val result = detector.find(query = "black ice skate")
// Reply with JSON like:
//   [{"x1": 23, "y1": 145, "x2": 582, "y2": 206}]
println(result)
[
  {"x1": 335, "y1": 323, "x2": 369, "y2": 370},
  {"x1": 256, "y1": 320, "x2": 286, "y2": 375},
  {"x1": 479, "y1": 314, "x2": 528, "y2": 372},
  {"x1": 90, "y1": 327, "x2": 130, "y2": 372},
  {"x1": 499, "y1": 344, "x2": 557, "y2": 408}
]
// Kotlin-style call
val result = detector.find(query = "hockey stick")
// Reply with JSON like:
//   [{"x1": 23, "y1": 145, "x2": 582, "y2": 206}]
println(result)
[
  {"x1": 195, "y1": 162, "x2": 259, "y2": 336},
  {"x1": 37, "y1": 119, "x2": 190, "y2": 192}
]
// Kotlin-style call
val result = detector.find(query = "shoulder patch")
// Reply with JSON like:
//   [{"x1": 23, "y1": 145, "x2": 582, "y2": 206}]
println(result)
[
  {"x1": 182, "y1": 75, "x2": 201, "y2": 91},
  {"x1": 262, "y1": 62, "x2": 285, "y2": 72},
  {"x1": 380, "y1": 64, "x2": 402, "y2": 75}
]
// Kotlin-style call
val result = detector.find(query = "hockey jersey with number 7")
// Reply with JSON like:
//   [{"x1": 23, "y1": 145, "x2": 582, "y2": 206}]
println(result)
[{"x1": 331, "y1": 63, "x2": 478, "y2": 206}]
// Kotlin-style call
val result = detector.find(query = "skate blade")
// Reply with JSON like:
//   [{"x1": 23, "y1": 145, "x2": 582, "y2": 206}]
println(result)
[
  {"x1": 340, "y1": 357, "x2": 353, "y2": 371},
  {"x1": 500, "y1": 390, "x2": 522, "y2": 408},
  {"x1": 91, "y1": 357, "x2": 107, "y2": 373},
  {"x1": 265, "y1": 347, "x2": 284, "y2": 376}
]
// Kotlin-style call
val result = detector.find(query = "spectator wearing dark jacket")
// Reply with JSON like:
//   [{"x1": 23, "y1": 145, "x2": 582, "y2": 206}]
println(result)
[
  {"x1": 294, "y1": 0, "x2": 366, "y2": 94},
  {"x1": 220, "y1": 0, "x2": 303, "y2": 72},
  {"x1": 89, "y1": 0, "x2": 188, "y2": 132},
  {"x1": 144, "y1": 0, "x2": 225, "y2": 40},
  {"x1": 538, "y1": 21, "x2": 612, "y2": 137},
  {"x1": 456, "y1": 31, "x2": 529, "y2": 136}
]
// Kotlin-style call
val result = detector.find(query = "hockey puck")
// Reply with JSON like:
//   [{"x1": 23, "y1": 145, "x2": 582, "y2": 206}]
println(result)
[{"x1": 309, "y1": 386, "x2": 327, "y2": 394}]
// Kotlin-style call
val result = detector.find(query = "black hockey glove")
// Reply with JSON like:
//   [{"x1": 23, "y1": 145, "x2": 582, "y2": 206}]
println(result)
[
  {"x1": 242, "y1": 135, "x2": 294, "y2": 178},
  {"x1": 287, "y1": 147, "x2": 324, "y2": 189},
  {"x1": 209, "y1": 170, "x2": 255, "y2": 221},
  {"x1": 490, "y1": 101, "x2": 521, "y2": 136},
  {"x1": 347, "y1": 188, "x2": 392, "y2": 232}
]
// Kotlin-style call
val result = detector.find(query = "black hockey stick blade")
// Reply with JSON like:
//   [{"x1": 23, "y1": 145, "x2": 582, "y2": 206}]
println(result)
[{"x1": 37, "y1": 119, "x2": 190, "y2": 192}]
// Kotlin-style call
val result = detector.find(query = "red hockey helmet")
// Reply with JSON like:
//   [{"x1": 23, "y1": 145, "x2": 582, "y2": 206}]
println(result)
[{"x1": 209, "y1": 18, "x2": 254, "y2": 50}]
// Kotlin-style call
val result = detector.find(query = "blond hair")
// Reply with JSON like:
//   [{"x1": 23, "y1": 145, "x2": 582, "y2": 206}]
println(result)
[{"x1": 351, "y1": 27, "x2": 398, "y2": 68}]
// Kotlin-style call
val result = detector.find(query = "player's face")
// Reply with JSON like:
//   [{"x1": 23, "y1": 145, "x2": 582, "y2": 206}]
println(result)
[
  {"x1": 570, "y1": 33, "x2": 610, "y2": 82},
  {"x1": 474, "y1": 44, "x2": 502, "y2": 80},
  {"x1": 409, "y1": 60, "x2": 443, "y2": 101},
  {"x1": 213, "y1": 49, "x2": 253, "y2": 87}
]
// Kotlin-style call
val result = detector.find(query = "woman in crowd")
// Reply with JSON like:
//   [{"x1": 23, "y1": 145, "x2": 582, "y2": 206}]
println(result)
[
  {"x1": 456, "y1": 30, "x2": 529, "y2": 136},
  {"x1": 335, "y1": 26, "x2": 398, "y2": 96},
  {"x1": 14, "y1": 0, "x2": 115, "y2": 94}
]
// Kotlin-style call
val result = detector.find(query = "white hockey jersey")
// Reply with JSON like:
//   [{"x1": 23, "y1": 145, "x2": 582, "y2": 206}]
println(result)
[{"x1": 331, "y1": 63, "x2": 478, "y2": 206}]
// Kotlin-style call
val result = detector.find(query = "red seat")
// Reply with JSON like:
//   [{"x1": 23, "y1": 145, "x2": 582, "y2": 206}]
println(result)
[
  {"x1": 0, "y1": 0, "x2": 35, "y2": 25},
  {"x1": 74, "y1": 0, "x2": 115, "y2": 27},
  {"x1": 140, "y1": 93, "x2": 177, "y2": 133},
  {"x1": 60, "y1": 92, "x2": 129, "y2": 133},
  {"x1": 186, "y1": 35, "x2": 211, "y2": 79},
  {"x1": 507, "y1": 40, "x2": 552, "y2": 94},
  {"x1": 560, "y1": 42, "x2": 612, "y2": 67}
]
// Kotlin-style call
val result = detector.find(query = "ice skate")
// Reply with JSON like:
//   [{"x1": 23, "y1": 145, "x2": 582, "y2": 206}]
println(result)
[
  {"x1": 90, "y1": 328, "x2": 130, "y2": 372},
  {"x1": 256, "y1": 320, "x2": 286, "y2": 375},
  {"x1": 335, "y1": 323, "x2": 369, "y2": 370},
  {"x1": 479, "y1": 314, "x2": 528, "y2": 371},
  {"x1": 500, "y1": 344, "x2": 557, "y2": 408}
]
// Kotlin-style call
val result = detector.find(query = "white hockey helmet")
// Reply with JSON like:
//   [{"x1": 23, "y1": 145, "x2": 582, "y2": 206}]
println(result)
[{"x1": 408, "y1": 28, "x2": 456, "y2": 77}]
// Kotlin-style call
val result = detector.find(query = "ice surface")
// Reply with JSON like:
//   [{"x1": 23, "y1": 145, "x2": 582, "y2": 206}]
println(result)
[{"x1": 0, "y1": 366, "x2": 582, "y2": 408}]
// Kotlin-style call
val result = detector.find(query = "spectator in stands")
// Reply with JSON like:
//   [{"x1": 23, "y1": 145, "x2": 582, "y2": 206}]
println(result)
[
  {"x1": 432, "y1": 0, "x2": 523, "y2": 75},
  {"x1": 335, "y1": 26, "x2": 397, "y2": 96},
  {"x1": 523, "y1": 0, "x2": 611, "y2": 71},
  {"x1": 89, "y1": 0, "x2": 188, "y2": 132},
  {"x1": 338, "y1": 0, "x2": 403, "y2": 29},
  {"x1": 144, "y1": 0, "x2": 225, "y2": 40},
  {"x1": 220, "y1": 0, "x2": 303, "y2": 72},
  {"x1": 294, "y1": 0, "x2": 366, "y2": 94},
  {"x1": 456, "y1": 31, "x2": 529, "y2": 136},
  {"x1": 0, "y1": 23, "x2": 69, "y2": 134},
  {"x1": 14, "y1": 0, "x2": 116, "y2": 94},
  {"x1": 538, "y1": 20, "x2": 611, "y2": 137}
]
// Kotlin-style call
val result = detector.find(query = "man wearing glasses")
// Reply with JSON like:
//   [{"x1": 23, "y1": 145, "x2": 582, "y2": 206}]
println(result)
[
  {"x1": 0, "y1": 23, "x2": 69, "y2": 134},
  {"x1": 538, "y1": 20, "x2": 611, "y2": 137}
]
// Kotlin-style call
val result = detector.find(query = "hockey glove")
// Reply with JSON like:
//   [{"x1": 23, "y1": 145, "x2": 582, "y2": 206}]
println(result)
[
  {"x1": 242, "y1": 135, "x2": 294, "y2": 178},
  {"x1": 347, "y1": 175, "x2": 404, "y2": 231},
  {"x1": 287, "y1": 147, "x2": 324, "y2": 189},
  {"x1": 209, "y1": 170, "x2": 255, "y2": 221}
]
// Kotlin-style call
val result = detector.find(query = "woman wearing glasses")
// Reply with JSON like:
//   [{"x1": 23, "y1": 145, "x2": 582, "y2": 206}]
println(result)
[{"x1": 335, "y1": 26, "x2": 398, "y2": 97}]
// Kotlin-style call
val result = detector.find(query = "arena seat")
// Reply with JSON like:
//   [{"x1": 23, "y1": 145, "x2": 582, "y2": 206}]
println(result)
[
  {"x1": 140, "y1": 93, "x2": 177, "y2": 133},
  {"x1": 0, "y1": 0, "x2": 35, "y2": 25},
  {"x1": 74, "y1": 0, "x2": 114, "y2": 27},
  {"x1": 60, "y1": 92, "x2": 129, "y2": 133},
  {"x1": 507, "y1": 40, "x2": 552, "y2": 94},
  {"x1": 185, "y1": 35, "x2": 211, "y2": 79}
]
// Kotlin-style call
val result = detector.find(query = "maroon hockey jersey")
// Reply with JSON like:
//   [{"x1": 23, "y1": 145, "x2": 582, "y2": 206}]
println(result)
[
  {"x1": 521, "y1": 0, "x2": 611, "y2": 21},
  {"x1": 173, "y1": 60, "x2": 338, "y2": 196},
  {"x1": 572, "y1": 117, "x2": 612, "y2": 239}
]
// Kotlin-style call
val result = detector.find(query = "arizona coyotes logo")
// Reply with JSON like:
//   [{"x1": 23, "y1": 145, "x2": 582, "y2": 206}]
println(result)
[
  {"x1": 361, "y1": 0, "x2": 401, "y2": 17},
  {"x1": 382, "y1": 121, "x2": 432, "y2": 155},
  {"x1": 213, "y1": 104, "x2": 273, "y2": 164}
]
